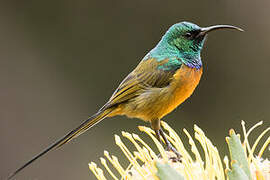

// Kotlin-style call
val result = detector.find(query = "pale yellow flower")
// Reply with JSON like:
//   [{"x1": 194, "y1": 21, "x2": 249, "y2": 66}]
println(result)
[{"x1": 89, "y1": 121, "x2": 269, "y2": 180}]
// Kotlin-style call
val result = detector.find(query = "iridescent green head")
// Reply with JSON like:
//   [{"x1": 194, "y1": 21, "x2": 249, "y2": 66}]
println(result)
[
  {"x1": 147, "y1": 21, "x2": 243, "y2": 69},
  {"x1": 165, "y1": 22, "x2": 205, "y2": 55}
]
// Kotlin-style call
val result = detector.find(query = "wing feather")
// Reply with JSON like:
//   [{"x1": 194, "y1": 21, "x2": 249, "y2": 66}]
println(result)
[{"x1": 102, "y1": 58, "x2": 181, "y2": 110}]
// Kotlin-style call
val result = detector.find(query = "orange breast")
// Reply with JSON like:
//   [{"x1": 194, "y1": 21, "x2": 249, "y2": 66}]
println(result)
[{"x1": 160, "y1": 65, "x2": 203, "y2": 118}]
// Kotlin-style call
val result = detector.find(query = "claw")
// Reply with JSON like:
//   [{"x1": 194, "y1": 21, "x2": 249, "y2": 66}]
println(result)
[
  {"x1": 155, "y1": 128, "x2": 182, "y2": 162},
  {"x1": 166, "y1": 143, "x2": 182, "y2": 162}
]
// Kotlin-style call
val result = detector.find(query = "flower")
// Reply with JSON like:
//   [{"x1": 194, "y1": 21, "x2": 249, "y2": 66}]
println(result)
[{"x1": 89, "y1": 121, "x2": 269, "y2": 180}]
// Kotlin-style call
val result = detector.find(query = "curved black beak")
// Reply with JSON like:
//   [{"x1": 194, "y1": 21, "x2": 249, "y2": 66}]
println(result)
[{"x1": 198, "y1": 25, "x2": 244, "y2": 37}]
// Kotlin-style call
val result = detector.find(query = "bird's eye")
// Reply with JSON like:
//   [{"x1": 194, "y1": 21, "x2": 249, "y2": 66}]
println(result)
[{"x1": 184, "y1": 32, "x2": 192, "y2": 38}]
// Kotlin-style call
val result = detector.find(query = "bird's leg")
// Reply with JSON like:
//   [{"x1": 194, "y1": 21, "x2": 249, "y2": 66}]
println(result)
[
  {"x1": 159, "y1": 128, "x2": 182, "y2": 161},
  {"x1": 154, "y1": 129, "x2": 161, "y2": 143},
  {"x1": 151, "y1": 119, "x2": 162, "y2": 144},
  {"x1": 151, "y1": 119, "x2": 181, "y2": 162}
]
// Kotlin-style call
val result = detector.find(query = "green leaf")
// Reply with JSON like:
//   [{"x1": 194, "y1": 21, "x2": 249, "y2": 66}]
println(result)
[
  {"x1": 155, "y1": 162, "x2": 185, "y2": 180},
  {"x1": 226, "y1": 129, "x2": 251, "y2": 180},
  {"x1": 226, "y1": 162, "x2": 250, "y2": 180}
]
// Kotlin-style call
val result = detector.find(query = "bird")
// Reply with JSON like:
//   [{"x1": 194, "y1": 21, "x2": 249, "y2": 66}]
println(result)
[{"x1": 7, "y1": 21, "x2": 243, "y2": 179}]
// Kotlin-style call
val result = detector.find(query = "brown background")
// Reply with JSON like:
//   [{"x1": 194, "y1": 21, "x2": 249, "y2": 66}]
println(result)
[{"x1": 1, "y1": 0, "x2": 270, "y2": 180}]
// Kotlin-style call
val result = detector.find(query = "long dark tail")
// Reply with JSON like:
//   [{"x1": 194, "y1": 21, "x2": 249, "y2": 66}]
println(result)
[{"x1": 6, "y1": 108, "x2": 114, "y2": 180}]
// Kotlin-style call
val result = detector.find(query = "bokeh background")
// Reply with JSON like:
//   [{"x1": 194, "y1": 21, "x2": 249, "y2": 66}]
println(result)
[{"x1": 1, "y1": 0, "x2": 270, "y2": 179}]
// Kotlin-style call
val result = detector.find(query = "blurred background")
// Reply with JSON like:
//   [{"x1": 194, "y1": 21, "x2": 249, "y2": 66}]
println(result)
[{"x1": 1, "y1": 0, "x2": 270, "y2": 179}]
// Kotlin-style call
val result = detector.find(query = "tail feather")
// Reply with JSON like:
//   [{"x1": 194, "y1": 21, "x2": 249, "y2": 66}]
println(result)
[
  {"x1": 56, "y1": 108, "x2": 113, "y2": 148},
  {"x1": 6, "y1": 108, "x2": 114, "y2": 180}
]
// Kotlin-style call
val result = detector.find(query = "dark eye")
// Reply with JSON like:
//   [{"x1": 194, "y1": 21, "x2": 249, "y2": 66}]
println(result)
[{"x1": 184, "y1": 32, "x2": 192, "y2": 38}]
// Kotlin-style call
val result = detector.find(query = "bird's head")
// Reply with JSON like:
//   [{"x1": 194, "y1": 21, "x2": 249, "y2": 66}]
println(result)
[{"x1": 161, "y1": 21, "x2": 243, "y2": 58}]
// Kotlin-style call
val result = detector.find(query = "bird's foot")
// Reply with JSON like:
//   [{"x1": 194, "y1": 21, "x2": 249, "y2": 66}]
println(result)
[
  {"x1": 153, "y1": 123, "x2": 182, "y2": 162},
  {"x1": 157, "y1": 128, "x2": 182, "y2": 162},
  {"x1": 165, "y1": 143, "x2": 182, "y2": 162}
]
